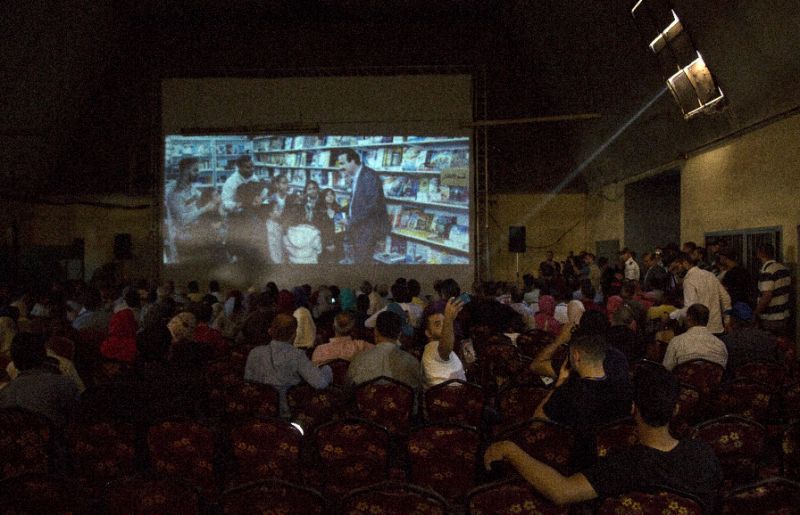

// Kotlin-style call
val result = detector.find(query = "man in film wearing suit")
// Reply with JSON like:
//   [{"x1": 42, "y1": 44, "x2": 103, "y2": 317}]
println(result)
[{"x1": 337, "y1": 148, "x2": 390, "y2": 264}]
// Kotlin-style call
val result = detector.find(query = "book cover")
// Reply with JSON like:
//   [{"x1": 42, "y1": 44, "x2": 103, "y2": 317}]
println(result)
[{"x1": 401, "y1": 147, "x2": 423, "y2": 170}]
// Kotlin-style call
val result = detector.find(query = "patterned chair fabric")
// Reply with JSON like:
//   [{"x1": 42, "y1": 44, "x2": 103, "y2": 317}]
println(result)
[
  {"x1": 782, "y1": 422, "x2": 800, "y2": 481},
  {"x1": 670, "y1": 383, "x2": 703, "y2": 438},
  {"x1": 776, "y1": 337, "x2": 797, "y2": 363},
  {"x1": 596, "y1": 490, "x2": 703, "y2": 515},
  {"x1": 328, "y1": 359, "x2": 351, "y2": 387},
  {"x1": 596, "y1": 418, "x2": 639, "y2": 458},
  {"x1": 287, "y1": 384, "x2": 348, "y2": 432},
  {"x1": 67, "y1": 419, "x2": 137, "y2": 491},
  {"x1": 710, "y1": 380, "x2": 772, "y2": 423},
  {"x1": 221, "y1": 479, "x2": 326, "y2": 515},
  {"x1": 0, "y1": 408, "x2": 51, "y2": 481},
  {"x1": 313, "y1": 418, "x2": 391, "y2": 500},
  {"x1": 719, "y1": 477, "x2": 800, "y2": 515},
  {"x1": 341, "y1": 481, "x2": 450, "y2": 515},
  {"x1": 224, "y1": 381, "x2": 280, "y2": 420},
  {"x1": 732, "y1": 360, "x2": 787, "y2": 393},
  {"x1": 77, "y1": 382, "x2": 139, "y2": 422},
  {"x1": 147, "y1": 419, "x2": 216, "y2": 495},
  {"x1": 497, "y1": 418, "x2": 575, "y2": 476},
  {"x1": 516, "y1": 330, "x2": 554, "y2": 359},
  {"x1": 354, "y1": 377, "x2": 416, "y2": 436},
  {"x1": 230, "y1": 418, "x2": 303, "y2": 484},
  {"x1": 0, "y1": 473, "x2": 89, "y2": 514},
  {"x1": 495, "y1": 385, "x2": 551, "y2": 430},
  {"x1": 672, "y1": 359, "x2": 725, "y2": 397},
  {"x1": 105, "y1": 476, "x2": 201, "y2": 514},
  {"x1": 424, "y1": 379, "x2": 485, "y2": 427},
  {"x1": 476, "y1": 342, "x2": 520, "y2": 394},
  {"x1": 206, "y1": 359, "x2": 244, "y2": 416},
  {"x1": 783, "y1": 382, "x2": 800, "y2": 423},
  {"x1": 407, "y1": 424, "x2": 480, "y2": 502},
  {"x1": 467, "y1": 478, "x2": 568, "y2": 515},
  {"x1": 689, "y1": 415, "x2": 766, "y2": 483}
]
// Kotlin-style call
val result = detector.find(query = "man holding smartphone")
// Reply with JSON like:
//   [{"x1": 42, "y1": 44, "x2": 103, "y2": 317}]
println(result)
[{"x1": 421, "y1": 297, "x2": 465, "y2": 388}]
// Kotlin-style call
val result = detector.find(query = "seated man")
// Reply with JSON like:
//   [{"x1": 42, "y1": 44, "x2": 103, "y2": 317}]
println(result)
[
  {"x1": 484, "y1": 365, "x2": 722, "y2": 513},
  {"x1": 347, "y1": 310, "x2": 422, "y2": 389},
  {"x1": 311, "y1": 311, "x2": 374, "y2": 365},
  {"x1": 722, "y1": 302, "x2": 780, "y2": 371},
  {"x1": 244, "y1": 313, "x2": 332, "y2": 418},
  {"x1": 421, "y1": 297, "x2": 465, "y2": 388},
  {"x1": 662, "y1": 304, "x2": 728, "y2": 371},
  {"x1": 0, "y1": 333, "x2": 79, "y2": 428}
]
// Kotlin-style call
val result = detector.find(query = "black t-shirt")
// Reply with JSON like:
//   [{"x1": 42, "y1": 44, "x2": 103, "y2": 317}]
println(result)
[
  {"x1": 721, "y1": 265, "x2": 753, "y2": 306},
  {"x1": 543, "y1": 375, "x2": 633, "y2": 435},
  {"x1": 552, "y1": 345, "x2": 631, "y2": 386},
  {"x1": 583, "y1": 439, "x2": 722, "y2": 514}
]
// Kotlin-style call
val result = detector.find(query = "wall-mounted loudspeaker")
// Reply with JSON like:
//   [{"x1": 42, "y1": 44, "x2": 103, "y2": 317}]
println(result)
[
  {"x1": 509, "y1": 226, "x2": 526, "y2": 253},
  {"x1": 113, "y1": 233, "x2": 133, "y2": 260}
]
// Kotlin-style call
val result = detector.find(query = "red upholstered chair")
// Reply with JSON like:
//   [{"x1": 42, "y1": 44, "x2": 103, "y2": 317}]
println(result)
[
  {"x1": 205, "y1": 359, "x2": 244, "y2": 416},
  {"x1": 407, "y1": 423, "x2": 480, "y2": 502},
  {"x1": 782, "y1": 422, "x2": 800, "y2": 481},
  {"x1": 515, "y1": 329, "x2": 554, "y2": 359},
  {"x1": 0, "y1": 473, "x2": 90, "y2": 514},
  {"x1": 596, "y1": 490, "x2": 703, "y2": 515},
  {"x1": 147, "y1": 418, "x2": 216, "y2": 496},
  {"x1": 719, "y1": 477, "x2": 800, "y2": 514},
  {"x1": 341, "y1": 481, "x2": 450, "y2": 515},
  {"x1": 105, "y1": 476, "x2": 201, "y2": 515},
  {"x1": 476, "y1": 341, "x2": 520, "y2": 394},
  {"x1": 66, "y1": 419, "x2": 137, "y2": 493},
  {"x1": 670, "y1": 383, "x2": 703, "y2": 438},
  {"x1": 690, "y1": 415, "x2": 766, "y2": 484},
  {"x1": 495, "y1": 384, "x2": 551, "y2": 431},
  {"x1": 312, "y1": 418, "x2": 391, "y2": 500},
  {"x1": 0, "y1": 408, "x2": 51, "y2": 481},
  {"x1": 328, "y1": 358, "x2": 351, "y2": 387},
  {"x1": 672, "y1": 359, "x2": 725, "y2": 398},
  {"x1": 287, "y1": 384, "x2": 348, "y2": 432},
  {"x1": 596, "y1": 418, "x2": 639, "y2": 458},
  {"x1": 782, "y1": 381, "x2": 800, "y2": 423},
  {"x1": 732, "y1": 360, "x2": 787, "y2": 393},
  {"x1": 466, "y1": 478, "x2": 568, "y2": 515},
  {"x1": 497, "y1": 418, "x2": 575, "y2": 476},
  {"x1": 354, "y1": 376, "x2": 416, "y2": 436},
  {"x1": 776, "y1": 336, "x2": 797, "y2": 363},
  {"x1": 229, "y1": 418, "x2": 303, "y2": 485},
  {"x1": 424, "y1": 379, "x2": 485, "y2": 427},
  {"x1": 221, "y1": 479, "x2": 327, "y2": 515},
  {"x1": 223, "y1": 381, "x2": 280, "y2": 421},
  {"x1": 709, "y1": 380, "x2": 773, "y2": 423}
]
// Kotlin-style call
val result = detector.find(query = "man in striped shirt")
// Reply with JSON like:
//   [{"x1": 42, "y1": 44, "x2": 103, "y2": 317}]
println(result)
[{"x1": 755, "y1": 243, "x2": 791, "y2": 337}]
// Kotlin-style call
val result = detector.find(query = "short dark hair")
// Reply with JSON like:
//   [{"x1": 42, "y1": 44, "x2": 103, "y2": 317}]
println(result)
[
  {"x1": 634, "y1": 365, "x2": 679, "y2": 427},
  {"x1": 686, "y1": 303, "x2": 710, "y2": 326},
  {"x1": 438, "y1": 278, "x2": 461, "y2": 300},
  {"x1": 375, "y1": 310, "x2": 402, "y2": 340},
  {"x1": 338, "y1": 148, "x2": 361, "y2": 165},
  {"x1": 235, "y1": 154, "x2": 252, "y2": 167},
  {"x1": 569, "y1": 333, "x2": 608, "y2": 362},
  {"x1": 209, "y1": 280, "x2": 220, "y2": 292},
  {"x1": 407, "y1": 279, "x2": 421, "y2": 298},
  {"x1": 10, "y1": 333, "x2": 47, "y2": 371},
  {"x1": 270, "y1": 313, "x2": 298, "y2": 342},
  {"x1": 390, "y1": 283, "x2": 410, "y2": 303},
  {"x1": 189, "y1": 301, "x2": 213, "y2": 323},
  {"x1": 178, "y1": 157, "x2": 199, "y2": 181},
  {"x1": 573, "y1": 310, "x2": 610, "y2": 337},
  {"x1": 758, "y1": 243, "x2": 776, "y2": 259},
  {"x1": 334, "y1": 312, "x2": 355, "y2": 335}
]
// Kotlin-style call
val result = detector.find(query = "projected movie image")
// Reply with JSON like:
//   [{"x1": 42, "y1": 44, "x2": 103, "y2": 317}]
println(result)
[{"x1": 163, "y1": 134, "x2": 470, "y2": 266}]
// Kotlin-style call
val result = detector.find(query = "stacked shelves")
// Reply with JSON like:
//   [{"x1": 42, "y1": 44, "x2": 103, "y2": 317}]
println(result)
[{"x1": 164, "y1": 136, "x2": 252, "y2": 190}]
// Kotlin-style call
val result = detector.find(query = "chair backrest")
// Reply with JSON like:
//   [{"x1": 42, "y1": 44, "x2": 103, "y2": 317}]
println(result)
[
  {"x1": 341, "y1": 481, "x2": 450, "y2": 515},
  {"x1": 147, "y1": 418, "x2": 216, "y2": 495},
  {"x1": 689, "y1": 415, "x2": 766, "y2": 482},
  {"x1": 782, "y1": 422, "x2": 800, "y2": 481},
  {"x1": 497, "y1": 418, "x2": 575, "y2": 476},
  {"x1": 466, "y1": 478, "x2": 568, "y2": 515},
  {"x1": 669, "y1": 383, "x2": 702, "y2": 438},
  {"x1": 354, "y1": 376, "x2": 416, "y2": 436},
  {"x1": 719, "y1": 477, "x2": 800, "y2": 514},
  {"x1": 597, "y1": 490, "x2": 703, "y2": 515},
  {"x1": 224, "y1": 381, "x2": 280, "y2": 420},
  {"x1": 230, "y1": 417, "x2": 303, "y2": 484},
  {"x1": 424, "y1": 379, "x2": 485, "y2": 427},
  {"x1": 0, "y1": 473, "x2": 89, "y2": 514},
  {"x1": 105, "y1": 476, "x2": 201, "y2": 514},
  {"x1": 0, "y1": 408, "x2": 52, "y2": 481},
  {"x1": 66, "y1": 419, "x2": 137, "y2": 489},
  {"x1": 784, "y1": 381, "x2": 800, "y2": 423},
  {"x1": 672, "y1": 359, "x2": 725, "y2": 397},
  {"x1": 495, "y1": 384, "x2": 551, "y2": 430},
  {"x1": 328, "y1": 358, "x2": 351, "y2": 386},
  {"x1": 407, "y1": 423, "x2": 481, "y2": 502},
  {"x1": 476, "y1": 342, "x2": 520, "y2": 393},
  {"x1": 732, "y1": 360, "x2": 787, "y2": 392},
  {"x1": 595, "y1": 418, "x2": 639, "y2": 458},
  {"x1": 516, "y1": 330, "x2": 554, "y2": 359},
  {"x1": 313, "y1": 417, "x2": 391, "y2": 500},
  {"x1": 709, "y1": 379, "x2": 772, "y2": 423},
  {"x1": 221, "y1": 479, "x2": 326, "y2": 515},
  {"x1": 287, "y1": 383, "x2": 348, "y2": 432}
]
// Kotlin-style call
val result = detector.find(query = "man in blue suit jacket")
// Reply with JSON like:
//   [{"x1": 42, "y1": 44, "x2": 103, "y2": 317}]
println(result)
[{"x1": 337, "y1": 148, "x2": 390, "y2": 264}]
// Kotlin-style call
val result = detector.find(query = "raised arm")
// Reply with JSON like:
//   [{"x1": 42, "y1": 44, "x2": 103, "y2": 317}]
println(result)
[
  {"x1": 530, "y1": 321, "x2": 574, "y2": 378},
  {"x1": 437, "y1": 297, "x2": 464, "y2": 360}
]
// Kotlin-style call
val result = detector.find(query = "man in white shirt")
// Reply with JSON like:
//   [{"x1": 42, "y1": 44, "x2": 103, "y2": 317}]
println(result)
[
  {"x1": 621, "y1": 248, "x2": 640, "y2": 283},
  {"x1": 421, "y1": 297, "x2": 466, "y2": 388},
  {"x1": 364, "y1": 283, "x2": 423, "y2": 330},
  {"x1": 220, "y1": 155, "x2": 267, "y2": 266},
  {"x1": 668, "y1": 253, "x2": 732, "y2": 335},
  {"x1": 663, "y1": 304, "x2": 728, "y2": 371}
]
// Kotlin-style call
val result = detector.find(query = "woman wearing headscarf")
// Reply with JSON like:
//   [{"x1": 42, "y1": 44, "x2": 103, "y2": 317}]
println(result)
[
  {"x1": 276, "y1": 290, "x2": 296, "y2": 315},
  {"x1": 567, "y1": 299, "x2": 586, "y2": 326},
  {"x1": 338, "y1": 288, "x2": 357, "y2": 313},
  {"x1": 100, "y1": 301, "x2": 138, "y2": 363},
  {"x1": 292, "y1": 290, "x2": 317, "y2": 350},
  {"x1": 533, "y1": 295, "x2": 562, "y2": 336}
]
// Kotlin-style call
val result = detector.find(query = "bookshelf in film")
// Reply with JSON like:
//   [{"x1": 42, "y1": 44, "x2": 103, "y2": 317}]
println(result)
[{"x1": 165, "y1": 135, "x2": 470, "y2": 265}]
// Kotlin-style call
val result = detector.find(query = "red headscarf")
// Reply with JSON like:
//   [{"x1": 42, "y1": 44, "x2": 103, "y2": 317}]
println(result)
[
  {"x1": 100, "y1": 308, "x2": 137, "y2": 362},
  {"x1": 533, "y1": 295, "x2": 561, "y2": 336}
]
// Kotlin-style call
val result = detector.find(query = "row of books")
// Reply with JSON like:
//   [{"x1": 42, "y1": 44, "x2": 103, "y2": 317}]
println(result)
[
  {"x1": 386, "y1": 205, "x2": 469, "y2": 250},
  {"x1": 375, "y1": 237, "x2": 469, "y2": 265},
  {"x1": 382, "y1": 176, "x2": 468, "y2": 204},
  {"x1": 252, "y1": 135, "x2": 464, "y2": 152}
]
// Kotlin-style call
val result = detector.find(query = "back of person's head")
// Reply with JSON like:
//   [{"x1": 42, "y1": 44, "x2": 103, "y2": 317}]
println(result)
[
  {"x1": 375, "y1": 310, "x2": 402, "y2": 341},
  {"x1": 284, "y1": 202, "x2": 307, "y2": 227},
  {"x1": 580, "y1": 279, "x2": 595, "y2": 299},
  {"x1": 569, "y1": 333, "x2": 608, "y2": 363},
  {"x1": 686, "y1": 303, "x2": 710, "y2": 327},
  {"x1": 124, "y1": 287, "x2": 141, "y2": 309},
  {"x1": 189, "y1": 302, "x2": 213, "y2": 323},
  {"x1": 758, "y1": 243, "x2": 776, "y2": 260},
  {"x1": 522, "y1": 273, "x2": 535, "y2": 289},
  {"x1": 209, "y1": 280, "x2": 220, "y2": 292},
  {"x1": 573, "y1": 309, "x2": 610, "y2": 337},
  {"x1": 407, "y1": 279, "x2": 421, "y2": 298},
  {"x1": 187, "y1": 280, "x2": 199, "y2": 293},
  {"x1": 360, "y1": 281, "x2": 373, "y2": 295},
  {"x1": 510, "y1": 288, "x2": 524, "y2": 304},
  {"x1": 438, "y1": 278, "x2": 461, "y2": 300},
  {"x1": 333, "y1": 311, "x2": 356, "y2": 336},
  {"x1": 621, "y1": 280, "x2": 637, "y2": 298},
  {"x1": 270, "y1": 313, "x2": 298, "y2": 342},
  {"x1": 376, "y1": 284, "x2": 389, "y2": 297},
  {"x1": 612, "y1": 304, "x2": 636, "y2": 327},
  {"x1": 634, "y1": 365, "x2": 679, "y2": 427},
  {"x1": 201, "y1": 294, "x2": 218, "y2": 306},
  {"x1": 390, "y1": 283, "x2": 410, "y2": 303},
  {"x1": 10, "y1": 333, "x2": 47, "y2": 371},
  {"x1": 356, "y1": 294, "x2": 370, "y2": 314}
]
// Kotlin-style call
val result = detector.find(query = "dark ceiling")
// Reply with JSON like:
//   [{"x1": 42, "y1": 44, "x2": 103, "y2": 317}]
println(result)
[{"x1": 2, "y1": 0, "x2": 799, "y2": 196}]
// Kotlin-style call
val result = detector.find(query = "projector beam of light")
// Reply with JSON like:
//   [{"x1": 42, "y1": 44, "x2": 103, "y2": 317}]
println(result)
[{"x1": 493, "y1": 85, "x2": 669, "y2": 257}]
